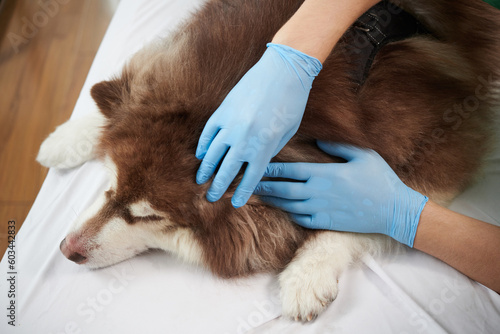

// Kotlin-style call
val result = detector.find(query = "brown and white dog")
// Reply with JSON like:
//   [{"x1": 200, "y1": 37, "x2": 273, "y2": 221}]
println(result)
[{"x1": 37, "y1": 0, "x2": 500, "y2": 321}]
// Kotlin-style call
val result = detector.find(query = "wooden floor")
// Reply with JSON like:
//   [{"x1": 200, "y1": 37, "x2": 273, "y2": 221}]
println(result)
[{"x1": 0, "y1": 0, "x2": 119, "y2": 258}]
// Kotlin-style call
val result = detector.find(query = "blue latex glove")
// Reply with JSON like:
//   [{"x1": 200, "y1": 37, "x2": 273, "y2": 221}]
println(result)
[
  {"x1": 195, "y1": 43, "x2": 322, "y2": 208},
  {"x1": 254, "y1": 141, "x2": 429, "y2": 247}
]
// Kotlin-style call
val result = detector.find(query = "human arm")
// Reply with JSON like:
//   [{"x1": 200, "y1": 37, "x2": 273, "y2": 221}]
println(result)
[
  {"x1": 415, "y1": 201, "x2": 500, "y2": 293},
  {"x1": 254, "y1": 141, "x2": 500, "y2": 293},
  {"x1": 272, "y1": 0, "x2": 380, "y2": 62},
  {"x1": 195, "y1": 0, "x2": 381, "y2": 208}
]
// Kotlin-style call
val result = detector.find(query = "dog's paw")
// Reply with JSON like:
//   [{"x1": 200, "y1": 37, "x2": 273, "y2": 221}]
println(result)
[
  {"x1": 279, "y1": 255, "x2": 339, "y2": 322},
  {"x1": 37, "y1": 113, "x2": 105, "y2": 169}
]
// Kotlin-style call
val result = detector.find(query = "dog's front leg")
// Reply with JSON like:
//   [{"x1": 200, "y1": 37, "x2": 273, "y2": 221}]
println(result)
[
  {"x1": 37, "y1": 111, "x2": 105, "y2": 169},
  {"x1": 279, "y1": 231, "x2": 396, "y2": 321}
]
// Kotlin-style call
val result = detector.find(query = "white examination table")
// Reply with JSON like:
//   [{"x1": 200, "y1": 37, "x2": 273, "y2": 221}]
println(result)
[{"x1": 1, "y1": 1, "x2": 499, "y2": 333}]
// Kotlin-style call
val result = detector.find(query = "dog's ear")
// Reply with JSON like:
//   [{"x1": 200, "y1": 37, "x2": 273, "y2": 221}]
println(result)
[{"x1": 90, "y1": 75, "x2": 130, "y2": 118}]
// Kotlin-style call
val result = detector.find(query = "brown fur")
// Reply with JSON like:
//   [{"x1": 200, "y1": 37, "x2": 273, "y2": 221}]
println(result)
[{"x1": 90, "y1": 0, "x2": 500, "y2": 278}]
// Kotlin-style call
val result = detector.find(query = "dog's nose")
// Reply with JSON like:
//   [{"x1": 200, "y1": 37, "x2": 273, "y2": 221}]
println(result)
[
  {"x1": 60, "y1": 237, "x2": 88, "y2": 264},
  {"x1": 67, "y1": 251, "x2": 87, "y2": 264}
]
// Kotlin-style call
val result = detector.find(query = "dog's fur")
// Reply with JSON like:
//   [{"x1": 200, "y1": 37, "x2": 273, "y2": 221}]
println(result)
[{"x1": 37, "y1": 0, "x2": 500, "y2": 321}]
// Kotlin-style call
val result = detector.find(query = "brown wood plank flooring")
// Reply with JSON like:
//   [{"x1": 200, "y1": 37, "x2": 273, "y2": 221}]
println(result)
[{"x1": 0, "y1": 0, "x2": 119, "y2": 258}]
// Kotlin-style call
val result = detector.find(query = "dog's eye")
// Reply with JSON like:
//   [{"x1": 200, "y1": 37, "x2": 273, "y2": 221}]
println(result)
[
  {"x1": 122, "y1": 211, "x2": 164, "y2": 225},
  {"x1": 132, "y1": 215, "x2": 164, "y2": 223}
]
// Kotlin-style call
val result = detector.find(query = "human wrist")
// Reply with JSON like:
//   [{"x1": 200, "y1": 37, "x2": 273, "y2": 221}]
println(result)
[
  {"x1": 389, "y1": 187, "x2": 429, "y2": 247},
  {"x1": 271, "y1": 31, "x2": 340, "y2": 63},
  {"x1": 265, "y1": 43, "x2": 322, "y2": 80}
]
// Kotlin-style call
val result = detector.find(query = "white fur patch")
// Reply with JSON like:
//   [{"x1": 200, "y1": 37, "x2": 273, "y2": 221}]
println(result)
[
  {"x1": 37, "y1": 112, "x2": 106, "y2": 169},
  {"x1": 89, "y1": 216, "x2": 151, "y2": 269},
  {"x1": 279, "y1": 232, "x2": 394, "y2": 321},
  {"x1": 129, "y1": 200, "x2": 163, "y2": 218},
  {"x1": 65, "y1": 189, "x2": 203, "y2": 269},
  {"x1": 152, "y1": 228, "x2": 203, "y2": 266}
]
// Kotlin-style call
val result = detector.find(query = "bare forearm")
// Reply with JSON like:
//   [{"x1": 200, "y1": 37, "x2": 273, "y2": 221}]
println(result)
[
  {"x1": 272, "y1": 0, "x2": 380, "y2": 63},
  {"x1": 414, "y1": 200, "x2": 500, "y2": 293}
]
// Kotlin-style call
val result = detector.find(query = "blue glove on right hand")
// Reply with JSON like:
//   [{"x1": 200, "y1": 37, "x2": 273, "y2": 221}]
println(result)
[
  {"x1": 254, "y1": 141, "x2": 429, "y2": 247},
  {"x1": 195, "y1": 43, "x2": 322, "y2": 208}
]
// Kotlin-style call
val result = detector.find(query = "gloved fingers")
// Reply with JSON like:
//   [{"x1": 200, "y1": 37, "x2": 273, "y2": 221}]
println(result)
[
  {"x1": 316, "y1": 141, "x2": 370, "y2": 162},
  {"x1": 254, "y1": 181, "x2": 309, "y2": 200},
  {"x1": 206, "y1": 148, "x2": 243, "y2": 202},
  {"x1": 231, "y1": 163, "x2": 268, "y2": 208},
  {"x1": 196, "y1": 133, "x2": 230, "y2": 184},
  {"x1": 289, "y1": 213, "x2": 313, "y2": 228},
  {"x1": 196, "y1": 117, "x2": 221, "y2": 159},
  {"x1": 262, "y1": 162, "x2": 312, "y2": 181},
  {"x1": 290, "y1": 213, "x2": 331, "y2": 230},
  {"x1": 258, "y1": 196, "x2": 310, "y2": 215},
  {"x1": 293, "y1": 212, "x2": 343, "y2": 231}
]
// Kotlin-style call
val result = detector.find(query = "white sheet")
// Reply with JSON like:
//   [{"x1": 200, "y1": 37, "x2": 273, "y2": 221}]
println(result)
[{"x1": 1, "y1": 1, "x2": 499, "y2": 333}]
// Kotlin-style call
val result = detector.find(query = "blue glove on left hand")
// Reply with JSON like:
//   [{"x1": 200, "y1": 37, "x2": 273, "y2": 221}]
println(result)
[
  {"x1": 254, "y1": 141, "x2": 428, "y2": 247},
  {"x1": 196, "y1": 43, "x2": 322, "y2": 208}
]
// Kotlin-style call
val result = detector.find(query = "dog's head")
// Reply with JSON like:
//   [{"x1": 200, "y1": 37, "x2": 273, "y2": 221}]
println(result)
[
  {"x1": 56, "y1": 36, "x2": 310, "y2": 275},
  {"x1": 59, "y1": 74, "x2": 210, "y2": 269}
]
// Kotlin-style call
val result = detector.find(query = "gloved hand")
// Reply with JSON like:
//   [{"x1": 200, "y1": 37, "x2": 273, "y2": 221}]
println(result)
[
  {"x1": 196, "y1": 43, "x2": 322, "y2": 208},
  {"x1": 254, "y1": 141, "x2": 429, "y2": 247}
]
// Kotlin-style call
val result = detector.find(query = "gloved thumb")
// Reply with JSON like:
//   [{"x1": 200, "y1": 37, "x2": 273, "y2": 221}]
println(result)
[{"x1": 316, "y1": 141, "x2": 366, "y2": 161}]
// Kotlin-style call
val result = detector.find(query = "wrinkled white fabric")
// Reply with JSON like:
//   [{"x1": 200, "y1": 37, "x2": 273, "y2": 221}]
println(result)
[{"x1": 1, "y1": 1, "x2": 499, "y2": 333}]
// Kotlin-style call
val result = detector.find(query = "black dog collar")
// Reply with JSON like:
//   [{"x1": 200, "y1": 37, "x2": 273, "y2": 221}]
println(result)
[{"x1": 341, "y1": 1, "x2": 430, "y2": 87}]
